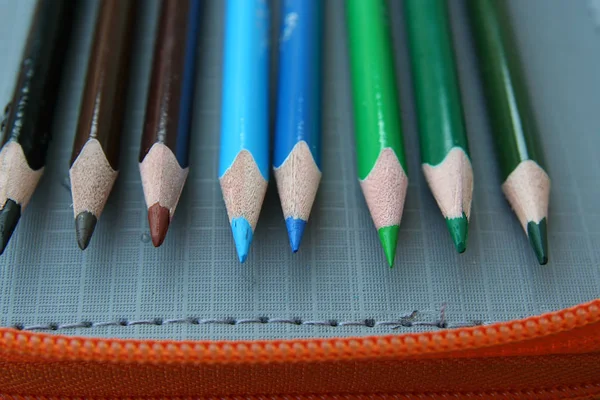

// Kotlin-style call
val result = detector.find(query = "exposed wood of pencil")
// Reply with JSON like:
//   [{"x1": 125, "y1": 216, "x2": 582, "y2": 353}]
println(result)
[
  {"x1": 219, "y1": 150, "x2": 268, "y2": 263},
  {"x1": 359, "y1": 148, "x2": 408, "y2": 266},
  {"x1": 140, "y1": 144, "x2": 189, "y2": 247},
  {"x1": 502, "y1": 160, "x2": 550, "y2": 263},
  {"x1": 139, "y1": 0, "x2": 200, "y2": 247},
  {"x1": 422, "y1": 148, "x2": 473, "y2": 254},
  {"x1": 0, "y1": 0, "x2": 73, "y2": 255},
  {"x1": 273, "y1": 142, "x2": 321, "y2": 252},
  {"x1": 69, "y1": 0, "x2": 135, "y2": 250}
]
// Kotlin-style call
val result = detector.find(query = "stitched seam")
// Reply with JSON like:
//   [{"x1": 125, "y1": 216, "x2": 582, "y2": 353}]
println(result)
[{"x1": 4, "y1": 306, "x2": 489, "y2": 332}]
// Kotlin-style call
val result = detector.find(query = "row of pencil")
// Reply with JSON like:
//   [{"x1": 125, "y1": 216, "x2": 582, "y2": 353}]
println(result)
[
  {"x1": 350, "y1": 0, "x2": 549, "y2": 266},
  {"x1": 0, "y1": 0, "x2": 550, "y2": 266},
  {"x1": 349, "y1": 0, "x2": 549, "y2": 266}
]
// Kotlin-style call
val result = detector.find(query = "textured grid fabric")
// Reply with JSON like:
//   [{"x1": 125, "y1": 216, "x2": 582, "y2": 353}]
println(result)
[{"x1": 0, "y1": 0, "x2": 598, "y2": 341}]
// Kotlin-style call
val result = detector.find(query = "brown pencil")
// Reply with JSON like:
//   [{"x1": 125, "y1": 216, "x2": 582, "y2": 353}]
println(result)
[
  {"x1": 69, "y1": 0, "x2": 136, "y2": 250},
  {"x1": 139, "y1": 0, "x2": 201, "y2": 247}
]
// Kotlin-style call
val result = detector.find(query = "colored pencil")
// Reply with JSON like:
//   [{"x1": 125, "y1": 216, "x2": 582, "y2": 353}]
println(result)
[
  {"x1": 405, "y1": 0, "x2": 473, "y2": 253},
  {"x1": 69, "y1": 0, "x2": 135, "y2": 250},
  {"x1": 274, "y1": 0, "x2": 323, "y2": 253},
  {"x1": 346, "y1": 0, "x2": 409, "y2": 267},
  {"x1": 139, "y1": 0, "x2": 201, "y2": 247},
  {"x1": 219, "y1": 0, "x2": 270, "y2": 263},
  {"x1": 467, "y1": 0, "x2": 550, "y2": 264},
  {"x1": 0, "y1": 0, "x2": 73, "y2": 254}
]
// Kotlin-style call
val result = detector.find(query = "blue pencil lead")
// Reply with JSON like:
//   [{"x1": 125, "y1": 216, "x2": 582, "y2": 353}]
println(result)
[
  {"x1": 286, "y1": 217, "x2": 307, "y2": 253},
  {"x1": 231, "y1": 217, "x2": 253, "y2": 263}
]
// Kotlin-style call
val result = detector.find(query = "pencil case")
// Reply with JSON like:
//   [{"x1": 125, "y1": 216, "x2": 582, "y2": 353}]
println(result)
[{"x1": 1, "y1": 0, "x2": 599, "y2": 398}]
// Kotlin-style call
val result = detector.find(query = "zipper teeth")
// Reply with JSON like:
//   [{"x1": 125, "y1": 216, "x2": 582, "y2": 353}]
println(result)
[
  {"x1": 1, "y1": 301, "x2": 599, "y2": 364},
  {"x1": 4, "y1": 383, "x2": 600, "y2": 399}
]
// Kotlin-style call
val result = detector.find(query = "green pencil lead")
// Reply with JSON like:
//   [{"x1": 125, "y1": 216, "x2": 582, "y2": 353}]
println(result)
[
  {"x1": 378, "y1": 225, "x2": 399, "y2": 268},
  {"x1": 527, "y1": 218, "x2": 548, "y2": 265},
  {"x1": 446, "y1": 213, "x2": 469, "y2": 254}
]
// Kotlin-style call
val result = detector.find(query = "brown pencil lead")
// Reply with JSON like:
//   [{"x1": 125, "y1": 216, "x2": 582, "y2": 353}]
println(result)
[
  {"x1": 148, "y1": 203, "x2": 170, "y2": 247},
  {"x1": 138, "y1": 0, "x2": 198, "y2": 248}
]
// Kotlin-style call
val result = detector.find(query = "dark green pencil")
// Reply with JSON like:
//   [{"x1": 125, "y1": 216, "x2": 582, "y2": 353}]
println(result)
[
  {"x1": 405, "y1": 0, "x2": 473, "y2": 253},
  {"x1": 467, "y1": 0, "x2": 550, "y2": 265}
]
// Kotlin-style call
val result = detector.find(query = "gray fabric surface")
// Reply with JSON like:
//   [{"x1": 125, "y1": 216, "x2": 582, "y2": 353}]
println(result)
[{"x1": 0, "y1": 0, "x2": 598, "y2": 340}]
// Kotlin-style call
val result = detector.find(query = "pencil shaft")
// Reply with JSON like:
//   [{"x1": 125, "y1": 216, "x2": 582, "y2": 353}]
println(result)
[
  {"x1": 71, "y1": 0, "x2": 136, "y2": 169},
  {"x1": 468, "y1": 0, "x2": 550, "y2": 264},
  {"x1": 467, "y1": 0, "x2": 545, "y2": 178},
  {"x1": 405, "y1": 0, "x2": 473, "y2": 253},
  {"x1": 219, "y1": 0, "x2": 270, "y2": 180},
  {"x1": 139, "y1": 0, "x2": 201, "y2": 247},
  {"x1": 274, "y1": 0, "x2": 323, "y2": 252},
  {"x1": 0, "y1": 0, "x2": 73, "y2": 254},
  {"x1": 346, "y1": 0, "x2": 408, "y2": 267},
  {"x1": 1, "y1": 0, "x2": 73, "y2": 169},
  {"x1": 346, "y1": 0, "x2": 406, "y2": 179},
  {"x1": 219, "y1": 0, "x2": 270, "y2": 262},
  {"x1": 140, "y1": 0, "x2": 201, "y2": 168},
  {"x1": 274, "y1": 0, "x2": 322, "y2": 169},
  {"x1": 404, "y1": 0, "x2": 469, "y2": 165},
  {"x1": 69, "y1": 0, "x2": 135, "y2": 250}
]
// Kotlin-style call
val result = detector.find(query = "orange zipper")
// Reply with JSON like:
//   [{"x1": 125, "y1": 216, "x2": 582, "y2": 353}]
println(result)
[
  {"x1": 3, "y1": 388, "x2": 600, "y2": 400},
  {"x1": 1, "y1": 300, "x2": 598, "y2": 364},
  {"x1": 1, "y1": 299, "x2": 600, "y2": 399}
]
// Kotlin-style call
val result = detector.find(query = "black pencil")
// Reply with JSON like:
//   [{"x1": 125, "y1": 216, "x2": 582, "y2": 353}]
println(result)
[
  {"x1": 0, "y1": 0, "x2": 73, "y2": 254},
  {"x1": 69, "y1": 0, "x2": 136, "y2": 250}
]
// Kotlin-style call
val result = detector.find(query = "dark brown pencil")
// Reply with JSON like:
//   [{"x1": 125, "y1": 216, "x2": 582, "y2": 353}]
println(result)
[
  {"x1": 0, "y1": 0, "x2": 73, "y2": 254},
  {"x1": 69, "y1": 0, "x2": 136, "y2": 250},
  {"x1": 139, "y1": 0, "x2": 201, "y2": 247}
]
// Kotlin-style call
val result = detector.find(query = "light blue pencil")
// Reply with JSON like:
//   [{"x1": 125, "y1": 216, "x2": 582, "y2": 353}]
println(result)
[
  {"x1": 219, "y1": 0, "x2": 270, "y2": 263},
  {"x1": 274, "y1": 0, "x2": 323, "y2": 253}
]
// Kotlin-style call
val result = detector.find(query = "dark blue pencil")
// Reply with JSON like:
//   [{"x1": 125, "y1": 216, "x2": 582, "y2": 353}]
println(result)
[{"x1": 273, "y1": 0, "x2": 323, "y2": 252}]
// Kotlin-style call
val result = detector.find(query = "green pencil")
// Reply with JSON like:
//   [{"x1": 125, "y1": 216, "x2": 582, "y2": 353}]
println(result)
[
  {"x1": 405, "y1": 0, "x2": 473, "y2": 253},
  {"x1": 467, "y1": 0, "x2": 550, "y2": 265},
  {"x1": 346, "y1": 0, "x2": 408, "y2": 267}
]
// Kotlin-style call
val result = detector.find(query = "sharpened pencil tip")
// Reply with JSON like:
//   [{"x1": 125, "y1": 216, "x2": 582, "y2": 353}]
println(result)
[
  {"x1": 378, "y1": 225, "x2": 399, "y2": 268},
  {"x1": 446, "y1": 214, "x2": 469, "y2": 253},
  {"x1": 527, "y1": 218, "x2": 548, "y2": 265},
  {"x1": 75, "y1": 211, "x2": 97, "y2": 250},
  {"x1": 285, "y1": 217, "x2": 306, "y2": 253},
  {"x1": 231, "y1": 217, "x2": 253, "y2": 263},
  {"x1": 148, "y1": 203, "x2": 170, "y2": 247},
  {"x1": 0, "y1": 199, "x2": 21, "y2": 255}
]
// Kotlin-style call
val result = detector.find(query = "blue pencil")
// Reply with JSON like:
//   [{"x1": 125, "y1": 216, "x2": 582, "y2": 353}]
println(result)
[
  {"x1": 219, "y1": 0, "x2": 270, "y2": 263},
  {"x1": 273, "y1": 0, "x2": 323, "y2": 253}
]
